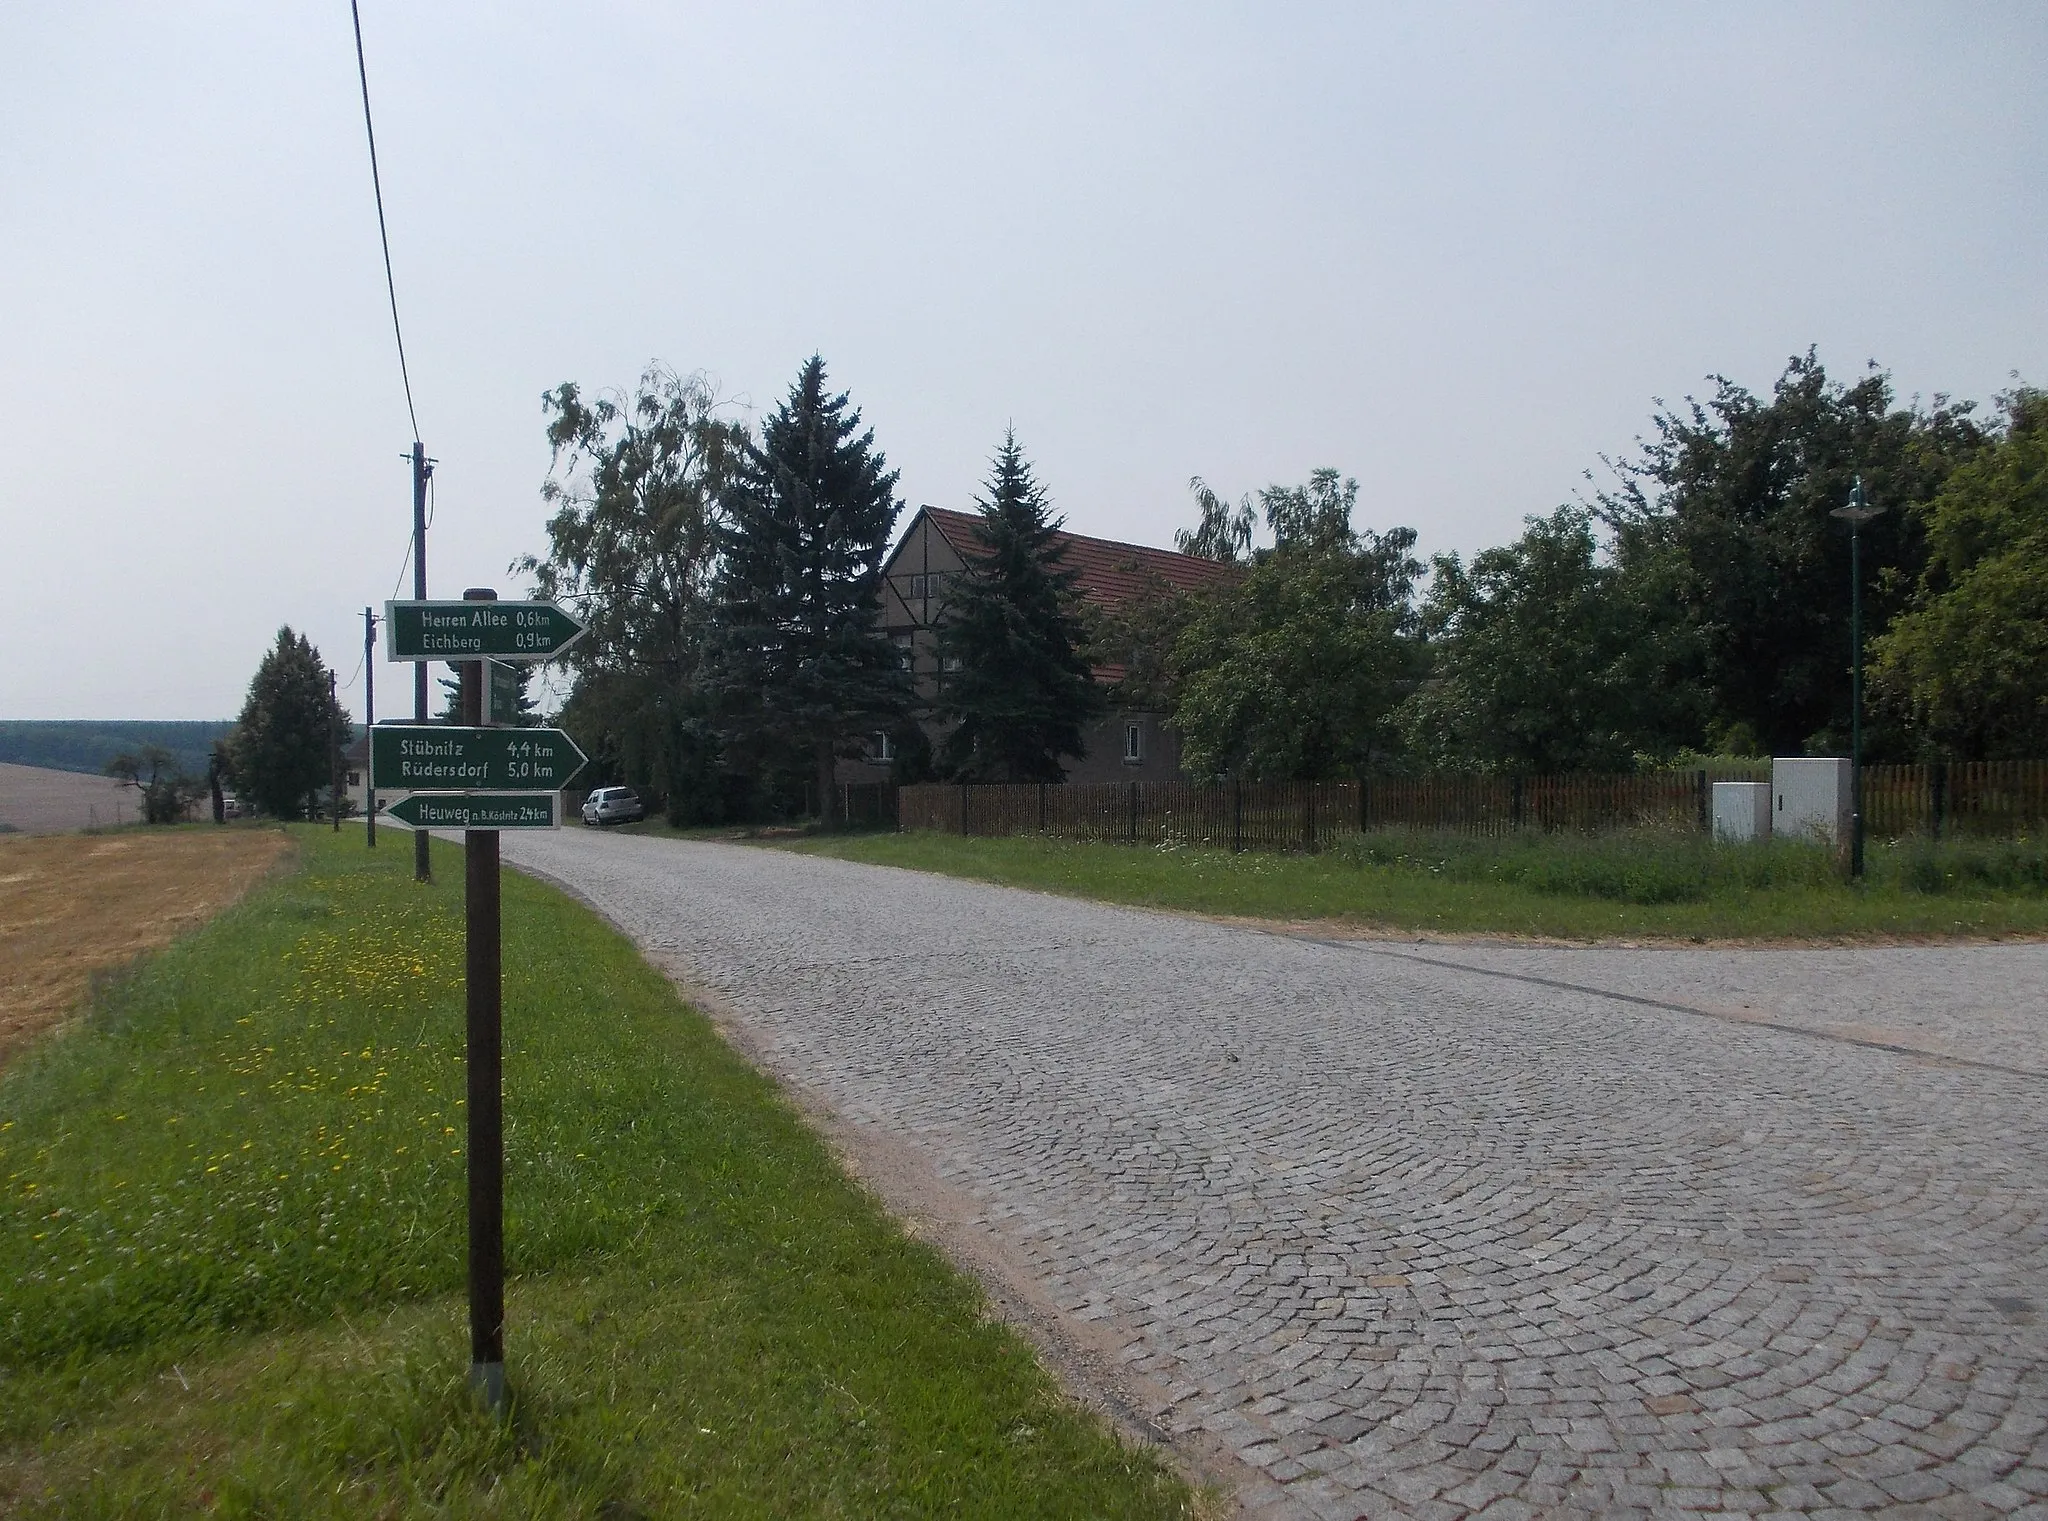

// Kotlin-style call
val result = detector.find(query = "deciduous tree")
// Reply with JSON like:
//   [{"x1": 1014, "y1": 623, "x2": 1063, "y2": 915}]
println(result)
[
  {"x1": 1873, "y1": 389, "x2": 2048, "y2": 758},
  {"x1": 1598, "y1": 350, "x2": 1985, "y2": 755},
  {"x1": 519, "y1": 365, "x2": 744, "y2": 817},
  {"x1": 1401, "y1": 508, "x2": 1700, "y2": 773},
  {"x1": 1170, "y1": 475, "x2": 1422, "y2": 778}
]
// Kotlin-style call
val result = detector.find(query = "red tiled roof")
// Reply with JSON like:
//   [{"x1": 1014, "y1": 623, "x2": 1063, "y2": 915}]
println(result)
[{"x1": 921, "y1": 506, "x2": 1240, "y2": 612}]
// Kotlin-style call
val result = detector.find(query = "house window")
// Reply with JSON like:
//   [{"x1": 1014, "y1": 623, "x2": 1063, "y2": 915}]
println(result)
[
  {"x1": 893, "y1": 633, "x2": 913, "y2": 670},
  {"x1": 941, "y1": 654, "x2": 963, "y2": 673},
  {"x1": 1123, "y1": 723, "x2": 1143, "y2": 764},
  {"x1": 875, "y1": 731, "x2": 895, "y2": 762},
  {"x1": 907, "y1": 572, "x2": 948, "y2": 601},
  {"x1": 346, "y1": 771, "x2": 361, "y2": 786}
]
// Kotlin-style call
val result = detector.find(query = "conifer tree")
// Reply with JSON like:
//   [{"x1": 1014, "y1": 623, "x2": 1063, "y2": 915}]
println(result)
[
  {"x1": 711, "y1": 356, "x2": 908, "y2": 821},
  {"x1": 227, "y1": 627, "x2": 349, "y2": 819},
  {"x1": 938, "y1": 431, "x2": 1103, "y2": 781}
]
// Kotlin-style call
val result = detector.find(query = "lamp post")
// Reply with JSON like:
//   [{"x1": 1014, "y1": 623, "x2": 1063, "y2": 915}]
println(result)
[{"x1": 1829, "y1": 476, "x2": 1884, "y2": 877}]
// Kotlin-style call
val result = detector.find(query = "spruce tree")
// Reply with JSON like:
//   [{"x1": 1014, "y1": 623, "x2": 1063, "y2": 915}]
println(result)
[
  {"x1": 938, "y1": 431, "x2": 1103, "y2": 781},
  {"x1": 227, "y1": 627, "x2": 349, "y2": 819},
  {"x1": 711, "y1": 356, "x2": 908, "y2": 822}
]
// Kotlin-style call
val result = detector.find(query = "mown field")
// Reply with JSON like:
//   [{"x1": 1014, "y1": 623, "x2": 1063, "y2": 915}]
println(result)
[
  {"x1": 790, "y1": 827, "x2": 2048, "y2": 941},
  {"x1": 0, "y1": 827, "x2": 1195, "y2": 1518}
]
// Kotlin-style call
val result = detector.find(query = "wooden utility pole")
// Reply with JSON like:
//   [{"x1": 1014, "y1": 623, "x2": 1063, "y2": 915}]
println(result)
[
  {"x1": 327, "y1": 672, "x2": 341, "y2": 831},
  {"x1": 412, "y1": 442, "x2": 433, "y2": 881},
  {"x1": 460, "y1": 586, "x2": 507, "y2": 1411},
  {"x1": 364, "y1": 606, "x2": 378, "y2": 847}
]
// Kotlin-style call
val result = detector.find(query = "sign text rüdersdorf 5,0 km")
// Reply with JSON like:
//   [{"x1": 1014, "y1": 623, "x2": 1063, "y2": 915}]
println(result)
[{"x1": 370, "y1": 726, "x2": 588, "y2": 793}]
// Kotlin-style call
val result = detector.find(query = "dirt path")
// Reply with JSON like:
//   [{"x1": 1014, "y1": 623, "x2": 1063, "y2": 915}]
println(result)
[{"x1": 0, "y1": 829, "x2": 290, "y2": 1065}]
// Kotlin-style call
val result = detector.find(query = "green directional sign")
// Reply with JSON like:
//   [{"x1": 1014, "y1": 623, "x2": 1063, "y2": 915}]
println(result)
[
  {"x1": 370, "y1": 726, "x2": 587, "y2": 792},
  {"x1": 385, "y1": 600, "x2": 584, "y2": 662},
  {"x1": 383, "y1": 793, "x2": 558, "y2": 830}
]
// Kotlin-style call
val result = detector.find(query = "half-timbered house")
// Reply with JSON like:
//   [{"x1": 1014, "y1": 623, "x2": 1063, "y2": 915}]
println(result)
[{"x1": 837, "y1": 506, "x2": 1239, "y2": 786}]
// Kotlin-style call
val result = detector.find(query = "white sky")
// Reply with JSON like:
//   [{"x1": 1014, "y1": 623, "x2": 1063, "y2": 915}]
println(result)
[{"x1": 2, "y1": 3, "x2": 2042, "y2": 721}]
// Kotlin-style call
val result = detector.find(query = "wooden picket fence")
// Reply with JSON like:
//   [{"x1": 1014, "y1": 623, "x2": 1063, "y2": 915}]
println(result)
[
  {"x1": 898, "y1": 760, "x2": 2048, "y2": 849},
  {"x1": 1861, "y1": 761, "x2": 2048, "y2": 839}
]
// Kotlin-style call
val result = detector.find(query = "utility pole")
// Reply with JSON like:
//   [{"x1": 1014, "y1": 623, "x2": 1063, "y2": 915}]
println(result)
[
  {"x1": 411, "y1": 442, "x2": 433, "y2": 881},
  {"x1": 1830, "y1": 476, "x2": 1884, "y2": 878},
  {"x1": 460, "y1": 586, "x2": 507, "y2": 1411},
  {"x1": 329, "y1": 672, "x2": 343, "y2": 832},
  {"x1": 364, "y1": 606, "x2": 378, "y2": 847}
]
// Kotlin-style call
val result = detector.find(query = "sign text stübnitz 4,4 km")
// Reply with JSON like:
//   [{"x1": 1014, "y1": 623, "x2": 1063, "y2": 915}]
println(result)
[
  {"x1": 385, "y1": 600, "x2": 584, "y2": 662},
  {"x1": 369, "y1": 726, "x2": 588, "y2": 793}
]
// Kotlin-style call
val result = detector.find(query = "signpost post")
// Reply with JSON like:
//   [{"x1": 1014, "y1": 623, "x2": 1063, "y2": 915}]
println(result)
[
  {"x1": 374, "y1": 587, "x2": 585, "y2": 1413},
  {"x1": 456, "y1": 591, "x2": 506, "y2": 1410}
]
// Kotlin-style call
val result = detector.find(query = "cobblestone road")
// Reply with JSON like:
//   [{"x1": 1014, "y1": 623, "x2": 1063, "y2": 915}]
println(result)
[{"x1": 505, "y1": 831, "x2": 2048, "y2": 1520}]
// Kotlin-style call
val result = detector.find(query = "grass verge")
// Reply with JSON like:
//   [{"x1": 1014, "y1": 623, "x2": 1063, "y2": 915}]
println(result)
[
  {"x1": 787, "y1": 828, "x2": 2048, "y2": 941},
  {"x1": 0, "y1": 826, "x2": 1194, "y2": 1517}
]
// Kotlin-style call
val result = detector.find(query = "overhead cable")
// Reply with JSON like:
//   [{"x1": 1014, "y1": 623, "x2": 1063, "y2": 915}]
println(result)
[{"x1": 348, "y1": 0, "x2": 420, "y2": 439}]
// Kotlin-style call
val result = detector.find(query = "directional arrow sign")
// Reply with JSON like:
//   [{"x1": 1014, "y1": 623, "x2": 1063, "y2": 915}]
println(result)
[
  {"x1": 370, "y1": 726, "x2": 587, "y2": 792},
  {"x1": 383, "y1": 793, "x2": 559, "y2": 830},
  {"x1": 385, "y1": 600, "x2": 584, "y2": 662}
]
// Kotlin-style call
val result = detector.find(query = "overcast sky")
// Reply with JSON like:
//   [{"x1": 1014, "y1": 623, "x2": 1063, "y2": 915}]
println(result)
[{"x1": 3, "y1": 3, "x2": 2042, "y2": 721}]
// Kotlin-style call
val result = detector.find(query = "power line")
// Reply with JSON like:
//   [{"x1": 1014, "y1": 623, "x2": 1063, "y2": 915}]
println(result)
[{"x1": 349, "y1": 0, "x2": 420, "y2": 440}]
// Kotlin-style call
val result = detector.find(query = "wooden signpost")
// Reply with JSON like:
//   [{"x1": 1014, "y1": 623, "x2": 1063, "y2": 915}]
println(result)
[{"x1": 376, "y1": 588, "x2": 585, "y2": 1410}]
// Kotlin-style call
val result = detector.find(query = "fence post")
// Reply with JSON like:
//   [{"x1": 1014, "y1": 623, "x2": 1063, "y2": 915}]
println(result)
[
  {"x1": 1358, "y1": 777, "x2": 1369, "y2": 835},
  {"x1": 1930, "y1": 762, "x2": 1947, "y2": 840},
  {"x1": 1038, "y1": 782, "x2": 1047, "y2": 835},
  {"x1": 1232, "y1": 779, "x2": 1243, "y2": 853},
  {"x1": 960, "y1": 784, "x2": 969, "y2": 837},
  {"x1": 1303, "y1": 786, "x2": 1315, "y2": 852},
  {"x1": 1510, "y1": 775, "x2": 1524, "y2": 831},
  {"x1": 1128, "y1": 781, "x2": 1139, "y2": 844}
]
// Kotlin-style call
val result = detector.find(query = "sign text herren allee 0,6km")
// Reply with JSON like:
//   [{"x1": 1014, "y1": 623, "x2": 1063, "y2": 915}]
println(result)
[{"x1": 385, "y1": 599, "x2": 585, "y2": 661}]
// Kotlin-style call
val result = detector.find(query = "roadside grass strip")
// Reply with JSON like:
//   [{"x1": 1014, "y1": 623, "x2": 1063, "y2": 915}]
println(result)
[
  {"x1": 791, "y1": 828, "x2": 2048, "y2": 940},
  {"x1": 0, "y1": 828, "x2": 1194, "y2": 1518}
]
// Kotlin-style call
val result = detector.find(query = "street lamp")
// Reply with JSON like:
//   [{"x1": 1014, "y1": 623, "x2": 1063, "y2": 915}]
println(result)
[{"x1": 1829, "y1": 476, "x2": 1884, "y2": 877}]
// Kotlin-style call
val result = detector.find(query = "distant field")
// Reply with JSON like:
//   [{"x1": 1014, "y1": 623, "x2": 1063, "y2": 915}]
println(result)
[
  {"x1": 0, "y1": 720, "x2": 232, "y2": 779},
  {"x1": 0, "y1": 763, "x2": 140, "y2": 835}
]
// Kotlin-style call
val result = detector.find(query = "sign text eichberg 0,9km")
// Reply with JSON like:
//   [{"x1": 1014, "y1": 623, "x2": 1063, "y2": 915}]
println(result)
[{"x1": 384, "y1": 599, "x2": 585, "y2": 662}]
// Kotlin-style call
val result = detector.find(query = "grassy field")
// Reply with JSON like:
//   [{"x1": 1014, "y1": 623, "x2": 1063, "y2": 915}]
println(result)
[
  {"x1": 788, "y1": 827, "x2": 2048, "y2": 941},
  {"x1": 0, "y1": 827, "x2": 1195, "y2": 1517}
]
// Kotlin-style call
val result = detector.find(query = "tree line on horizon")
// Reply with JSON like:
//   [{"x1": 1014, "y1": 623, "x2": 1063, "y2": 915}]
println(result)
[{"x1": 524, "y1": 349, "x2": 2044, "y2": 825}]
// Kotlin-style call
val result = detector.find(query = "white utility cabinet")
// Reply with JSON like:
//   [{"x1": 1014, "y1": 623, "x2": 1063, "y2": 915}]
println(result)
[
  {"x1": 1772, "y1": 757, "x2": 1852, "y2": 844},
  {"x1": 1712, "y1": 781, "x2": 1772, "y2": 842}
]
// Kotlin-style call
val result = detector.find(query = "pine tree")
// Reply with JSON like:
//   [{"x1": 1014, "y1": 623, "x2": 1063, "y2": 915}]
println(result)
[
  {"x1": 710, "y1": 356, "x2": 908, "y2": 822},
  {"x1": 227, "y1": 627, "x2": 349, "y2": 819},
  {"x1": 938, "y1": 431, "x2": 1104, "y2": 781}
]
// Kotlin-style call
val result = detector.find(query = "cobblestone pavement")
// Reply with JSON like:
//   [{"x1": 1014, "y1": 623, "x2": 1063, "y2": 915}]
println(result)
[{"x1": 505, "y1": 832, "x2": 2048, "y2": 1520}]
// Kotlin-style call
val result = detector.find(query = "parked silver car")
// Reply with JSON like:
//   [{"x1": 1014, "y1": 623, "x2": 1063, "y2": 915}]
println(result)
[{"x1": 580, "y1": 786, "x2": 645, "y2": 826}]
